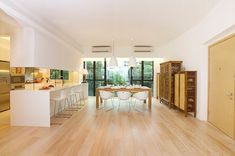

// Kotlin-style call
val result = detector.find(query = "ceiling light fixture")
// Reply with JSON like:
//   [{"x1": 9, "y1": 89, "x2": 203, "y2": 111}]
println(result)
[
  {"x1": 109, "y1": 40, "x2": 118, "y2": 68},
  {"x1": 129, "y1": 56, "x2": 137, "y2": 67}
]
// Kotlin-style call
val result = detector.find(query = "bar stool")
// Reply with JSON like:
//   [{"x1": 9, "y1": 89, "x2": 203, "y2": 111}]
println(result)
[
  {"x1": 68, "y1": 87, "x2": 81, "y2": 110},
  {"x1": 50, "y1": 90, "x2": 72, "y2": 118},
  {"x1": 74, "y1": 86, "x2": 85, "y2": 107}
]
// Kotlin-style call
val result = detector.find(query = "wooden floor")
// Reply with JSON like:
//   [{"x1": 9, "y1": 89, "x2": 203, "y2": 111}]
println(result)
[{"x1": 0, "y1": 97, "x2": 235, "y2": 156}]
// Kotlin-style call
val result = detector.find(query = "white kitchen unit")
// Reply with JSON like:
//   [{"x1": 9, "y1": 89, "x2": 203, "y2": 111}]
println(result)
[{"x1": 10, "y1": 83, "x2": 88, "y2": 127}]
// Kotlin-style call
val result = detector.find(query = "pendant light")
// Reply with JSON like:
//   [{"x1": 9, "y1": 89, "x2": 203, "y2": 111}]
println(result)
[
  {"x1": 109, "y1": 40, "x2": 118, "y2": 68},
  {"x1": 129, "y1": 56, "x2": 137, "y2": 67},
  {"x1": 129, "y1": 39, "x2": 137, "y2": 67}
]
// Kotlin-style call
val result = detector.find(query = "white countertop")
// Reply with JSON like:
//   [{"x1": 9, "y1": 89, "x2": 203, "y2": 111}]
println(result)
[{"x1": 11, "y1": 83, "x2": 83, "y2": 92}]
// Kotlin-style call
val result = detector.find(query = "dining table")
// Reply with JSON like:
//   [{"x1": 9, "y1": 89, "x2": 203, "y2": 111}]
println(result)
[{"x1": 96, "y1": 86, "x2": 152, "y2": 110}]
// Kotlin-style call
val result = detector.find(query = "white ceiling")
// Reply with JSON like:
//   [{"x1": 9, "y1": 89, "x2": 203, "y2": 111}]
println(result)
[{"x1": 10, "y1": 0, "x2": 220, "y2": 49}]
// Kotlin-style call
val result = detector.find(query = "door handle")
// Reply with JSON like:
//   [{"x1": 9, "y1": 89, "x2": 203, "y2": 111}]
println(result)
[{"x1": 225, "y1": 92, "x2": 233, "y2": 97}]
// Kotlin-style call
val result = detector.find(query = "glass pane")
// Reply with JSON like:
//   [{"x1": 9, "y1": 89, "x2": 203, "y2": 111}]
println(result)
[
  {"x1": 87, "y1": 80, "x2": 94, "y2": 96},
  {"x1": 143, "y1": 81, "x2": 153, "y2": 89},
  {"x1": 132, "y1": 80, "x2": 142, "y2": 86},
  {"x1": 86, "y1": 61, "x2": 94, "y2": 79},
  {"x1": 62, "y1": 70, "x2": 69, "y2": 80},
  {"x1": 95, "y1": 81, "x2": 105, "y2": 88},
  {"x1": 132, "y1": 61, "x2": 142, "y2": 80},
  {"x1": 95, "y1": 61, "x2": 105, "y2": 80},
  {"x1": 50, "y1": 69, "x2": 60, "y2": 79},
  {"x1": 107, "y1": 59, "x2": 130, "y2": 86},
  {"x1": 143, "y1": 61, "x2": 153, "y2": 80}
]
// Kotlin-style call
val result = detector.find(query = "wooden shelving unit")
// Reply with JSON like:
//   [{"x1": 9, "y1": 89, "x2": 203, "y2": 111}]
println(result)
[
  {"x1": 159, "y1": 61, "x2": 182, "y2": 108},
  {"x1": 174, "y1": 71, "x2": 197, "y2": 117}
]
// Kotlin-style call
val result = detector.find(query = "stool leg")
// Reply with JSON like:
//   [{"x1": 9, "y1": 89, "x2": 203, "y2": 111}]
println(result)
[
  {"x1": 57, "y1": 99, "x2": 72, "y2": 117},
  {"x1": 65, "y1": 98, "x2": 74, "y2": 114},
  {"x1": 78, "y1": 93, "x2": 83, "y2": 107},
  {"x1": 68, "y1": 95, "x2": 79, "y2": 111},
  {"x1": 75, "y1": 94, "x2": 81, "y2": 109},
  {"x1": 81, "y1": 93, "x2": 85, "y2": 106},
  {"x1": 54, "y1": 101, "x2": 57, "y2": 117}
]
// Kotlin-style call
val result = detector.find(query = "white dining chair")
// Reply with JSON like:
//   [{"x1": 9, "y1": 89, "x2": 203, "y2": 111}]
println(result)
[
  {"x1": 117, "y1": 91, "x2": 132, "y2": 112},
  {"x1": 99, "y1": 91, "x2": 114, "y2": 110},
  {"x1": 133, "y1": 91, "x2": 148, "y2": 111}
]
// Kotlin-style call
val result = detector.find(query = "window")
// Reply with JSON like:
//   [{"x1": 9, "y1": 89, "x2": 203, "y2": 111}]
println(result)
[
  {"x1": 143, "y1": 61, "x2": 154, "y2": 89},
  {"x1": 50, "y1": 69, "x2": 69, "y2": 80},
  {"x1": 130, "y1": 61, "x2": 154, "y2": 91},
  {"x1": 107, "y1": 60, "x2": 129, "y2": 85},
  {"x1": 86, "y1": 61, "x2": 95, "y2": 96},
  {"x1": 84, "y1": 59, "x2": 154, "y2": 96}
]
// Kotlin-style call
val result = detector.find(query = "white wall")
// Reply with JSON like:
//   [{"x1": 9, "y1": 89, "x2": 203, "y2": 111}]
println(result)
[
  {"x1": 0, "y1": 37, "x2": 10, "y2": 61},
  {"x1": 34, "y1": 29, "x2": 81, "y2": 71},
  {"x1": 0, "y1": 2, "x2": 82, "y2": 71},
  {"x1": 10, "y1": 27, "x2": 35, "y2": 67},
  {"x1": 156, "y1": 0, "x2": 235, "y2": 120},
  {"x1": 10, "y1": 26, "x2": 82, "y2": 71},
  {"x1": 83, "y1": 46, "x2": 160, "y2": 58}
]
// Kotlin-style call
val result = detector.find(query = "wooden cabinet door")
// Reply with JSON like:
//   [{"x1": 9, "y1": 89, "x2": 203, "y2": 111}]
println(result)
[
  {"x1": 159, "y1": 66, "x2": 164, "y2": 98},
  {"x1": 157, "y1": 73, "x2": 160, "y2": 99},
  {"x1": 209, "y1": 35, "x2": 235, "y2": 138},
  {"x1": 179, "y1": 73, "x2": 185, "y2": 110},
  {"x1": 174, "y1": 74, "x2": 180, "y2": 107}
]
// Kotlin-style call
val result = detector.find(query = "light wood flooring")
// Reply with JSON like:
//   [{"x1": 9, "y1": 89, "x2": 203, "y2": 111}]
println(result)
[{"x1": 0, "y1": 97, "x2": 235, "y2": 156}]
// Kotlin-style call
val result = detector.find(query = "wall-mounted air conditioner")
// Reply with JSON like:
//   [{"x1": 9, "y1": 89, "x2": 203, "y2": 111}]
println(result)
[
  {"x1": 134, "y1": 45, "x2": 153, "y2": 52},
  {"x1": 92, "y1": 46, "x2": 111, "y2": 53}
]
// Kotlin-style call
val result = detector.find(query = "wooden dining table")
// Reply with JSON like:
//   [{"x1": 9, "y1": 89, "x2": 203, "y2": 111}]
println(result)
[{"x1": 96, "y1": 86, "x2": 152, "y2": 110}]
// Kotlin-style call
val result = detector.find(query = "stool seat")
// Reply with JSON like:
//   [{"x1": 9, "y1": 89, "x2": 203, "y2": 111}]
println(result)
[{"x1": 51, "y1": 96, "x2": 66, "y2": 101}]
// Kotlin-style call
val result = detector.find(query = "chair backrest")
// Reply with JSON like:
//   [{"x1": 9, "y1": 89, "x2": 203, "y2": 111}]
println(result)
[
  {"x1": 117, "y1": 91, "x2": 131, "y2": 100},
  {"x1": 74, "y1": 86, "x2": 82, "y2": 93},
  {"x1": 71, "y1": 87, "x2": 78, "y2": 94},
  {"x1": 100, "y1": 91, "x2": 113, "y2": 100},
  {"x1": 133, "y1": 91, "x2": 148, "y2": 100}
]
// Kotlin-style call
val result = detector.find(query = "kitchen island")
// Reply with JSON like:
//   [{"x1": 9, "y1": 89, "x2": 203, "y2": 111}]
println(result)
[{"x1": 10, "y1": 83, "x2": 88, "y2": 127}]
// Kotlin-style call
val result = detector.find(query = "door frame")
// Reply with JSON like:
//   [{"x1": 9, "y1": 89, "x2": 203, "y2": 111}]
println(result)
[{"x1": 208, "y1": 33, "x2": 235, "y2": 135}]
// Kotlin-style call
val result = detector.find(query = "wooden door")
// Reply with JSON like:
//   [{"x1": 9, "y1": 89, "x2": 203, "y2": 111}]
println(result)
[
  {"x1": 174, "y1": 73, "x2": 180, "y2": 107},
  {"x1": 179, "y1": 73, "x2": 185, "y2": 110},
  {"x1": 209, "y1": 35, "x2": 235, "y2": 138}
]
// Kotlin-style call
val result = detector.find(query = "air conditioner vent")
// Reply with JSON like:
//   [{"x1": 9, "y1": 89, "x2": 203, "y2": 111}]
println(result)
[
  {"x1": 134, "y1": 45, "x2": 153, "y2": 52},
  {"x1": 92, "y1": 46, "x2": 111, "y2": 53}
]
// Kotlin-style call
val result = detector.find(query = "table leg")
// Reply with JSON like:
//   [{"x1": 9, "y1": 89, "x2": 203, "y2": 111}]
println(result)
[
  {"x1": 148, "y1": 90, "x2": 152, "y2": 110},
  {"x1": 96, "y1": 90, "x2": 100, "y2": 109}
]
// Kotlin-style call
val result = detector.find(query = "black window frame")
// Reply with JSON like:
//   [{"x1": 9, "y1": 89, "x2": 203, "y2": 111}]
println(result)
[{"x1": 84, "y1": 59, "x2": 154, "y2": 96}]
